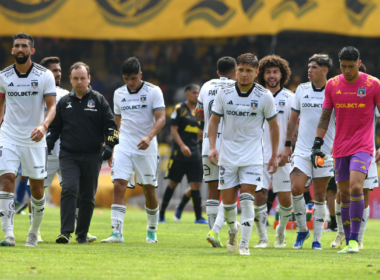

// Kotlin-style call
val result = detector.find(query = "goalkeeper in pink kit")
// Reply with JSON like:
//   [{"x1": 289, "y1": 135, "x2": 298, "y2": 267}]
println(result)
[{"x1": 311, "y1": 46, "x2": 380, "y2": 253}]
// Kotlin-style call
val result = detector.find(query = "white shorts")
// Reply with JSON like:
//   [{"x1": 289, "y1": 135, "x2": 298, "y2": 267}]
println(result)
[
  {"x1": 263, "y1": 163, "x2": 291, "y2": 193},
  {"x1": 364, "y1": 160, "x2": 378, "y2": 190},
  {"x1": 0, "y1": 144, "x2": 47, "y2": 180},
  {"x1": 290, "y1": 154, "x2": 333, "y2": 179},
  {"x1": 218, "y1": 165, "x2": 263, "y2": 191},
  {"x1": 203, "y1": 156, "x2": 219, "y2": 182},
  {"x1": 111, "y1": 149, "x2": 158, "y2": 188},
  {"x1": 44, "y1": 157, "x2": 62, "y2": 187}
]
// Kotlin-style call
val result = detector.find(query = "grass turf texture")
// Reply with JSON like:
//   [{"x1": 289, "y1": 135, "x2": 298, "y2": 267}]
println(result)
[{"x1": 1, "y1": 207, "x2": 380, "y2": 279}]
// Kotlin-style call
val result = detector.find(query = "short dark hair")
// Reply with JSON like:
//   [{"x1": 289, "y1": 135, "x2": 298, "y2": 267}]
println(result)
[
  {"x1": 184, "y1": 83, "x2": 200, "y2": 92},
  {"x1": 217, "y1": 56, "x2": 236, "y2": 75},
  {"x1": 359, "y1": 63, "x2": 366, "y2": 73},
  {"x1": 69, "y1": 62, "x2": 90, "y2": 76},
  {"x1": 257, "y1": 55, "x2": 291, "y2": 87},
  {"x1": 40, "y1": 57, "x2": 60, "y2": 68},
  {"x1": 237, "y1": 53, "x2": 258, "y2": 68},
  {"x1": 121, "y1": 57, "x2": 141, "y2": 75},
  {"x1": 309, "y1": 54, "x2": 333, "y2": 69},
  {"x1": 338, "y1": 46, "x2": 360, "y2": 61},
  {"x1": 13, "y1": 33, "x2": 34, "y2": 48}
]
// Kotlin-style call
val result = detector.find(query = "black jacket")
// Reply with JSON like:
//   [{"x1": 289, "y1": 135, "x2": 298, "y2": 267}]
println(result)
[{"x1": 47, "y1": 86, "x2": 118, "y2": 154}]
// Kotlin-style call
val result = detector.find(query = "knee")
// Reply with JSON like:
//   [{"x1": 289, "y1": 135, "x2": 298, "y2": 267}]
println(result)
[
  {"x1": 1, "y1": 176, "x2": 14, "y2": 192},
  {"x1": 291, "y1": 184, "x2": 303, "y2": 196},
  {"x1": 190, "y1": 182, "x2": 201, "y2": 190},
  {"x1": 143, "y1": 186, "x2": 156, "y2": 198},
  {"x1": 114, "y1": 181, "x2": 127, "y2": 196},
  {"x1": 314, "y1": 190, "x2": 325, "y2": 203},
  {"x1": 350, "y1": 182, "x2": 363, "y2": 194}
]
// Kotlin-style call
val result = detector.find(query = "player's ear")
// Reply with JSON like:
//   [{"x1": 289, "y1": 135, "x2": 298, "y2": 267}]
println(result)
[
  {"x1": 30, "y1": 48, "x2": 36, "y2": 55},
  {"x1": 88, "y1": 75, "x2": 91, "y2": 82},
  {"x1": 216, "y1": 70, "x2": 220, "y2": 76},
  {"x1": 140, "y1": 72, "x2": 143, "y2": 79}
]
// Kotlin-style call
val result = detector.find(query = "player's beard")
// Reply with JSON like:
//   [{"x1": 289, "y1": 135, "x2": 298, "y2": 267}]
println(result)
[
  {"x1": 55, "y1": 80, "x2": 61, "y2": 87},
  {"x1": 265, "y1": 79, "x2": 280, "y2": 89},
  {"x1": 14, "y1": 53, "x2": 29, "y2": 64}
]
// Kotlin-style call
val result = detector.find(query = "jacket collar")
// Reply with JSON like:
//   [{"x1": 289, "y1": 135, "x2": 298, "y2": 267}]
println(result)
[{"x1": 70, "y1": 85, "x2": 92, "y2": 99}]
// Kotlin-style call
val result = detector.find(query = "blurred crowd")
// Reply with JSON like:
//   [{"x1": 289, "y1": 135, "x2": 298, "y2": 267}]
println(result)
[{"x1": 1, "y1": 32, "x2": 380, "y2": 146}]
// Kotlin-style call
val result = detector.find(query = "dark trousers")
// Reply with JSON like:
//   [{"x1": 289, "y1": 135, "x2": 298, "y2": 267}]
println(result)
[{"x1": 59, "y1": 151, "x2": 102, "y2": 238}]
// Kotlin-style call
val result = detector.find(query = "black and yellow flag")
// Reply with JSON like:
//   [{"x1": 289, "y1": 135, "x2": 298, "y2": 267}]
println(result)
[{"x1": 1, "y1": 0, "x2": 379, "y2": 40}]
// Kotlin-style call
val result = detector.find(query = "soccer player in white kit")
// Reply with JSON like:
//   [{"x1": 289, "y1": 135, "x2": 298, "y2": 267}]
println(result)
[
  {"x1": 209, "y1": 53, "x2": 279, "y2": 255},
  {"x1": 101, "y1": 57, "x2": 165, "y2": 244},
  {"x1": 0, "y1": 33, "x2": 56, "y2": 247},
  {"x1": 195, "y1": 56, "x2": 237, "y2": 247},
  {"x1": 253, "y1": 55, "x2": 294, "y2": 249},
  {"x1": 282, "y1": 54, "x2": 335, "y2": 250}
]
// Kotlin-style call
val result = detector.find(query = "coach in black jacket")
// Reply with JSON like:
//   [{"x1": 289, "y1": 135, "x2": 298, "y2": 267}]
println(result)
[{"x1": 47, "y1": 62, "x2": 118, "y2": 244}]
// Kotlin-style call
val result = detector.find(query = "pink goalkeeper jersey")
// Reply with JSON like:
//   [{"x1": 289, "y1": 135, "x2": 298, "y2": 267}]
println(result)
[{"x1": 323, "y1": 73, "x2": 380, "y2": 158}]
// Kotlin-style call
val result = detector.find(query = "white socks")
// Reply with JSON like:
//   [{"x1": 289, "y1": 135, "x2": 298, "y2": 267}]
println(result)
[
  {"x1": 212, "y1": 202, "x2": 225, "y2": 235},
  {"x1": 292, "y1": 194, "x2": 307, "y2": 232},
  {"x1": 278, "y1": 204, "x2": 293, "y2": 234},
  {"x1": 223, "y1": 202, "x2": 238, "y2": 234},
  {"x1": 359, "y1": 206, "x2": 369, "y2": 242},
  {"x1": 0, "y1": 191, "x2": 15, "y2": 237},
  {"x1": 206, "y1": 199, "x2": 219, "y2": 230},
  {"x1": 335, "y1": 200, "x2": 343, "y2": 233},
  {"x1": 146, "y1": 206, "x2": 159, "y2": 232},
  {"x1": 30, "y1": 195, "x2": 46, "y2": 235},
  {"x1": 313, "y1": 201, "x2": 326, "y2": 243},
  {"x1": 240, "y1": 193, "x2": 254, "y2": 248},
  {"x1": 254, "y1": 204, "x2": 267, "y2": 241},
  {"x1": 111, "y1": 204, "x2": 126, "y2": 236}
]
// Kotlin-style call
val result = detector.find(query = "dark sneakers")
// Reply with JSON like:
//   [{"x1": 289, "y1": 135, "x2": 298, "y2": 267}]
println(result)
[
  {"x1": 77, "y1": 236, "x2": 89, "y2": 244},
  {"x1": 56, "y1": 233, "x2": 71, "y2": 244}
]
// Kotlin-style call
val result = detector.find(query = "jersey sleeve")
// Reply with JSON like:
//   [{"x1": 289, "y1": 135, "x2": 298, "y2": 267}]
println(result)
[
  {"x1": 0, "y1": 75, "x2": 5, "y2": 97},
  {"x1": 113, "y1": 92, "x2": 121, "y2": 116},
  {"x1": 323, "y1": 81, "x2": 334, "y2": 109},
  {"x1": 196, "y1": 86, "x2": 206, "y2": 113},
  {"x1": 170, "y1": 104, "x2": 181, "y2": 126},
  {"x1": 43, "y1": 71, "x2": 57, "y2": 97},
  {"x1": 291, "y1": 86, "x2": 301, "y2": 112},
  {"x1": 211, "y1": 88, "x2": 224, "y2": 117},
  {"x1": 152, "y1": 87, "x2": 165, "y2": 111},
  {"x1": 263, "y1": 93, "x2": 277, "y2": 121}
]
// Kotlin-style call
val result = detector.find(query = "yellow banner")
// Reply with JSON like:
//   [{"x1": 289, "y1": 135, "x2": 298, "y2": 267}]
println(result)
[{"x1": 0, "y1": 0, "x2": 379, "y2": 40}]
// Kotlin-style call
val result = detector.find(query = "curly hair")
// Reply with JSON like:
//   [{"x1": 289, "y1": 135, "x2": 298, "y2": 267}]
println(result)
[{"x1": 257, "y1": 55, "x2": 291, "y2": 87}]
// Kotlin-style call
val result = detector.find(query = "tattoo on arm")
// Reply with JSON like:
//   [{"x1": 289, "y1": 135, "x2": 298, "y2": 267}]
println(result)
[{"x1": 317, "y1": 109, "x2": 332, "y2": 130}]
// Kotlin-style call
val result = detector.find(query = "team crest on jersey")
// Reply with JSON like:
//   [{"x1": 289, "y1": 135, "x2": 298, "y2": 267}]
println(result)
[
  {"x1": 140, "y1": 96, "x2": 147, "y2": 102},
  {"x1": 87, "y1": 99, "x2": 95, "y2": 108},
  {"x1": 250, "y1": 100, "x2": 258, "y2": 109},
  {"x1": 357, "y1": 87, "x2": 366, "y2": 97},
  {"x1": 31, "y1": 81, "x2": 38, "y2": 88},
  {"x1": 220, "y1": 178, "x2": 225, "y2": 185},
  {"x1": 279, "y1": 100, "x2": 285, "y2": 107}
]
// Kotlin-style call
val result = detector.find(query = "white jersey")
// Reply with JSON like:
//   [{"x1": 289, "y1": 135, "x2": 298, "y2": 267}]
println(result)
[
  {"x1": 372, "y1": 108, "x2": 380, "y2": 162},
  {"x1": 114, "y1": 81, "x2": 165, "y2": 156},
  {"x1": 212, "y1": 82, "x2": 277, "y2": 167},
  {"x1": 0, "y1": 63, "x2": 56, "y2": 147},
  {"x1": 263, "y1": 87, "x2": 294, "y2": 163},
  {"x1": 197, "y1": 77, "x2": 235, "y2": 156},
  {"x1": 47, "y1": 86, "x2": 69, "y2": 159},
  {"x1": 291, "y1": 82, "x2": 335, "y2": 156}
]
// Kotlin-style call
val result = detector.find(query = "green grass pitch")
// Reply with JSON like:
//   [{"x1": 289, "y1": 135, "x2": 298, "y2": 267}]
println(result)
[{"x1": 1, "y1": 207, "x2": 380, "y2": 279}]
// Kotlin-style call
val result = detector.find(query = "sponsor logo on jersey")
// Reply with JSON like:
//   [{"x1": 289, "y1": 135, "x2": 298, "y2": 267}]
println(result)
[
  {"x1": 227, "y1": 100, "x2": 233, "y2": 105},
  {"x1": 357, "y1": 87, "x2": 366, "y2": 97},
  {"x1": 335, "y1": 103, "x2": 365, "y2": 109},
  {"x1": 141, "y1": 96, "x2": 147, "y2": 102},
  {"x1": 121, "y1": 98, "x2": 126, "y2": 102},
  {"x1": 8, "y1": 91, "x2": 38, "y2": 96},
  {"x1": 250, "y1": 100, "x2": 258, "y2": 109},
  {"x1": 31, "y1": 81, "x2": 38, "y2": 88},
  {"x1": 303, "y1": 95, "x2": 309, "y2": 98},
  {"x1": 361, "y1": 165, "x2": 366, "y2": 170},
  {"x1": 255, "y1": 177, "x2": 261, "y2": 182},
  {"x1": 66, "y1": 102, "x2": 72, "y2": 109},
  {"x1": 87, "y1": 99, "x2": 95, "y2": 108},
  {"x1": 226, "y1": 110, "x2": 256, "y2": 117},
  {"x1": 278, "y1": 110, "x2": 284, "y2": 114},
  {"x1": 121, "y1": 105, "x2": 147, "y2": 110},
  {"x1": 141, "y1": 105, "x2": 148, "y2": 109},
  {"x1": 374, "y1": 179, "x2": 378, "y2": 184},
  {"x1": 279, "y1": 100, "x2": 285, "y2": 107},
  {"x1": 302, "y1": 103, "x2": 322, "y2": 108},
  {"x1": 336, "y1": 90, "x2": 341, "y2": 94},
  {"x1": 8, "y1": 82, "x2": 14, "y2": 87}
]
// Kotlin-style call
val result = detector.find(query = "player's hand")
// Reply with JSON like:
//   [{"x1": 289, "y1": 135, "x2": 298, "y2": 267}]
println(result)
[
  {"x1": 376, "y1": 148, "x2": 380, "y2": 163},
  {"x1": 311, "y1": 137, "x2": 327, "y2": 168},
  {"x1": 281, "y1": 146, "x2": 292, "y2": 164},
  {"x1": 107, "y1": 154, "x2": 113, "y2": 168},
  {"x1": 277, "y1": 151, "x2": 287, "y2": 167},
  {"x1": 137, "y1": 136, "x2": 152, "y2": 150},
  {"x1": 268, "y1": 155, "x2": 278, "y2": 174},
  {"x1": 102, "y1": 145, "x2": 113, "y2": 161},
  {"x1": 31, "y1": 124, "x2": 47, "y2": 142},
  {"x1": 209, "y1": 148, "x2": 219, "y2": 166},
  {"x1": 180, "y1": 145, "x2": 191, "y2": 157}
]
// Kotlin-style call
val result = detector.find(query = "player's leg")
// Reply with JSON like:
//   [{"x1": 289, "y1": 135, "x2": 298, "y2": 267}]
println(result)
[
  {"x1": 266, "y1": 188, "x2": 277, "y2": 218},
  {"x1": 102, "y1": 150, "x2": 132, "y2": 243},
  {"x1": 142, "y1": 184, "x2": 159, "y2": 243},
  {"x1": 325, "y1": 178, "x2": 337, "y2": 231},
  {"x1": 290, "y1": 155, "x2": 311, "y2": 249},
  {"x1": 311, "y1": 176, "x2": 331, "y2": 250},
  {"x1": 175, "y1": 187, "x2": 190, "y2": 222},
  {"x1": 220, "y1": 166, "x2": 240, "y2": 253},
  {"x1": 204, "y1": 156, "x2": 220, "y2": 229},
  {"x1": 15, "y1": 171, "x2": 29, "y2": 214},
  {"x1": 159, "y1": 180, "x2": 178, "y2": 222},
  {"x1": 331, "y1": 187, "x2": 345, "y2": 249},
  {"x1": 187, "y1": 159, "x2": 206, "y2": 223},
  {"x1": 206, "y1": 184, "x2": 224, "y2": 247}
]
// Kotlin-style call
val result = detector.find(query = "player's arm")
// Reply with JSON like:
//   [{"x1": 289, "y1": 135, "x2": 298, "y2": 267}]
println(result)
[
  {"x1": 267, "y1": 116, "x2": 279, "y2": 174},
  {"x1": 31, "y1": 95, "x2": 56, "y2": 142},
  {"x1": 281, "y1": 110, "x2": 299, "y2": 163},
  {"x1": 46, "y1": 99, "x2": 63, "y2": 153},
  {"x1": 291, "y1": 119, "x2": 299, "y2": 148},
  {"x1": 171, "y1": 124, "x2": 191, "y2": 157},
  {"x1": 101, "y1": 96, "x2": 119, "y2": 161},
  {"x1": 138, "y1": 109, "x2": 165, "y2": 150},
  {"x1": 0, "y1": 97, "x2": 5, "y2": 124},
  {"x1": 208, "y1": 114, "x2": 221, "y2": 166}
]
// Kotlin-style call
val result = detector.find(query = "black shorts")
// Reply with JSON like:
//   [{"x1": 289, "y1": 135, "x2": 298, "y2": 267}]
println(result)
[
  {"x1": 327, "y1": 177, "x2": 337, "y2": 191},
  {"x1": 164, "y1": 158, "x2": 203, "y2": 183}
]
